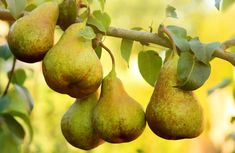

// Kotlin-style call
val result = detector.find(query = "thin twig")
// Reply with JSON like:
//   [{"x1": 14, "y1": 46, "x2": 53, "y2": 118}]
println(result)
[
  {"x1": 2, "y1": 57, "x2": 16, "y2": 97},
  {"x1": 159, "y1": 24, "x2": 177, "y2": 56},
  {"x1": 99, "y1": 42, "x2": 115, "y2": 68}
]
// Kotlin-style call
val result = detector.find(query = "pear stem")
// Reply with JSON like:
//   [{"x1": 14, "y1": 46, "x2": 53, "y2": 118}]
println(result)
[
  {"x1": 99, "y1": 42, "x2": 116, "y2": 69},
  {"x1": 1, "y1": 57, "x2": 16, "y2": 97},
  {"x1": 158, "y1": 24, "x2": 177, "y2": 57}
]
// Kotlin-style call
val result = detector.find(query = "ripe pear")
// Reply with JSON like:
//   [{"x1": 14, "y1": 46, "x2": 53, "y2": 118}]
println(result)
[
  {"x1": 8, "y1": 2, "x2": 59, "y2": 63},
  {"x1": 42, "y1": 23, "x2": 103, "y2": 98},
  {"x1": 93, "y1": 68, "x2": 146, "y2": 143},
  {"x1": 61, "y1": 93, "x2": 104, "y2": 150},
  {"x1": 146, "y1": 54, "x2": 204, "y2": 140}
]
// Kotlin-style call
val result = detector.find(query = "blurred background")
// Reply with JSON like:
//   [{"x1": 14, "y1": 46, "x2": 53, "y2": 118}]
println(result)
[{"x1": 1, "y1": 0, "x2": 235, "y2": 153}]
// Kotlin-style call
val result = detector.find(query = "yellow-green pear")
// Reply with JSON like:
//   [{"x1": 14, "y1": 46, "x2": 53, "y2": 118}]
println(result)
[
  {"x1": 8, "y1": 2, "x2": 59, "y2": 63},
  {"x1": 61, "y1": 93, "x2": 104, "y2": 150},
  {"x1": 146, "y1": 54, "x2": 204, "y2": 140},
  {"x1": 42, "y1": 23, "x2": 103, "y2": 98},
  {"x1": 93, "y1": 68, "x2": 146, "y2": 143}
]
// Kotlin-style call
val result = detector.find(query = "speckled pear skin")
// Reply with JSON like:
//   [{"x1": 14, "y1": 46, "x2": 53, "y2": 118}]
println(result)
[
  {"x1": 93, "y1": 68, "x2": 146, "y2": 143},
  {"x1": 61, "y1": 93, "x2": 104, "y2": 150},
  {"x1": 42, "y1": 23, "x2": 103, "y2": 98},
  {"x1": 8, "y1": 2, "x2": 59, "y2": 63},
  {"x1": 146, "y1": 55, "x2": 204, "y2": 140}
]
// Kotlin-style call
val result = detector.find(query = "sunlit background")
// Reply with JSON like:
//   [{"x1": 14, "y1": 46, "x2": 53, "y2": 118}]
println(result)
[{"x1": 1, "y1": 0, "x2": 235, "y2": 153}]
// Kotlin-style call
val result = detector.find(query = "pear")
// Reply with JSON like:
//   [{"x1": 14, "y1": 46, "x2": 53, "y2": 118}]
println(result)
[
  {"x1": 146, "y1": 54, "x2": 204, "y2": 140},
  {"x1": 8, "y1": 2, "x2": 59, "y2": 63},
  {"x1": 61, "y1": 93, "x2": 104, "y2": 150},
  {"x1": 57, "y1": 0, "x2": 78, "y2": 31},
  {"x1": 93, "y1": 68, "x2": 146, "y2": 143},
  {"x1": 42, "y1": 23, "x2": 103, "y2": 98}
]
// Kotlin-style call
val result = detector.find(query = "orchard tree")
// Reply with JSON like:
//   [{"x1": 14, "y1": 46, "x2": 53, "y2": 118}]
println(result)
[{"x1": 0, "y1": 0, "x2": 235, "y2": 153}]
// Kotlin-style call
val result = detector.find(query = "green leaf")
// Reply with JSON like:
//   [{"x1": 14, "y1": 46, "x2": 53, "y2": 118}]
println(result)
[
  {"x1": 85, "y1": 0, "x2": 93, "y2": 4},
  {"x1": 6, "y1": 0, "x2": 27, "y2": 19},
  {"x1": 2, "y1": 114, "x2": 25, "y2": 140},
  {"x1": 78, "y1": 26, "x2": 96, "y2": 40},
  {"x1": 87, "y1": 10, "x2": 111, "y2": 33},
  {"x1": 7, "y1": 111, "x2": 33, "y2": 142},
  {"x1": 166, "y1": 5, "x2": 178, "y2": 18},
  {"x1": 231, "y1": 116, "x2": 235, "y2": 123},
  {"x1": 8, "y1": 68, "x2": 27, "y2": 86},
  {"x1": 221, "y1": 0, "x2": 235, "y2": 11},
  {"x1": 95, "y1": 46, "x2": 102, "y2": 59},
  {"x1": 1, "y1": 85, "x2": 34, "y2": 116},
  {"x1": 24, "y1": 3, "x2": 37, "y2": 11},
  {"x1": 98, "y1": 0, "x2": 105, "y2": 11},
  {"x1": 208, "y1": 78, "x2": 231, "y2": 95},
  {"x1": 1, "y1": 0, "x2": 7, "y2": 8},
  {"x1": 215, "y1": 0, "x2": 221, "y2": 10},
  {"x1": 0, "y1": 43, "x2": 12, "y2": 60},
  {"x1": 0, "y1": 96, "x2": 10, "y2": 113},
  {"x1": 138, "y1": 50, "x2": 162, "y2": 86},
  {"x1": 131, "y1": 27, "x2": 143, "y2": 31},
  {"x1": 189, "y1": 38, "x2": 220, "y2": 64},
  {"x1": 0, "y1": 123, "x2": 21, "y2": 153},
  {"x1": 177, "y1": 52, "x2": 211, "y2": 90},
  {"x1": 167, "y1": 25, "x2": 190, "y2": 52},
  {"x1": 120, "y1": 39, "x2": 134, "y2": 66}
]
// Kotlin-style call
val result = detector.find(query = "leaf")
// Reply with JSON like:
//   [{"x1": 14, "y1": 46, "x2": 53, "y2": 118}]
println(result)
[
  {"x1": 221, "y1": 0, "x2": 235, "y2": 11},
  {"x1": 131, "y1": 27, "x2": 143, "y2": 31},
  {"x1": 138, "y1": 50, "x2": 162, "y2": 86},
  {"x1": 3, "y1": 85, "x2": 34, "y2": 115},
  {"x1": 24, "y1": 3, "x2": 37, "y2": 11},
  {"x1": 120, "y1": 39, "x2": 134, "y2": 66},
  {"x1": 8, "y1": 111, "x2": 33, "y2": 142},
  {"x1": 2, "y1": 114, "x2": 25, "y2": 140},
  {"x1": 0, "y1": 96, "x2": 10, "y2": 113},
  {"x1": 78, "y1": 26, "x2": 96, "y2": 40},
  {"x1": 177, "y1": 52, "x2": 211, "y2": 90},
  {"x1": 0, "y1": 43, "x2": 12, "y2": 60},
  {"x1": 8, "y1": 68, "x2": 27, "y2": 86},
  {"x1": 166, "y1": 5, "x2": 178, "y2": 18},
  {"x1": 207, "y1": 78, "x2": 231, "y2": 95},
  {"x1": 0, "y1": 124, "x2": 21, "y2": 153},
  {"x1": 95, "y1": 46, "x2": 102, "y2": 59},
  {"x1": 215, "y1": 0, "x2": 221, "y2": 10},
  {"x1": 87, "y1": 10, "x2": 111, "y2": 33},
  {"x1": 6, "y1": 0, "x2": 27, "y2": 19},
  {"x1": 231, "y1": 116, "x2": 235, "y2": 123},
  {"x1": 167, "y1": 25, "x2": 190, "y2": 52},
  {"x1": 1, "y1": 0, "x2": 7, "y2": 8},
  {"x1": 98, "y1": 0, "x2": 105, "y2": 11},
  {"x1": 189, "y1": 38, "x2": 221, "y2": 64}
]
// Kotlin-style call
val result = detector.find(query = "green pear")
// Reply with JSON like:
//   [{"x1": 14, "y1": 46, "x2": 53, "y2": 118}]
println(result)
[
  {"x1": 42, "y1": 23, "x2": 103, "y2": 98},
  {"x1": 93, "y1": 68, "x2": 146, "y2": 143},
  {"x1": 146, "y1": 54, "x2": 204, "y2": 140},
  {"x1": 8, "y1": 2, "x2": 59, "y2": 63},
  {"x1": 57, "y1": 0, "x2": 78, "y2": 31},
  {"x1": 61, "y1": 93, "x2": 104, "y2": 150}
]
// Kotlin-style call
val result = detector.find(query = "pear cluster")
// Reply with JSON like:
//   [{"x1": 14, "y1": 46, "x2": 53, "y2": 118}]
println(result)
[{"x1": 7, "y1": 0, "x2": 204, "y2": 151}]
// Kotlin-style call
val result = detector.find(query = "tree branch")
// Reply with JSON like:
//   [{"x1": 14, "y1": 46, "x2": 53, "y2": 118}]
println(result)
[
  {"x1": 1, "y1": 8, "x2": 235, "y2": 66},
  {"x1": 1, "y1": 58, "x2": 16, "y2": 97},
  {"x1": 106, "y1": 27, "x2": 171, "y2": 48}
]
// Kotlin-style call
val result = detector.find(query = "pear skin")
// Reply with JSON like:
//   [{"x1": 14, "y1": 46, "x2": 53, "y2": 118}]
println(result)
[
  {"x1": 93, "y1": 68, "x2": 146, "y2": 143},
  {"x1": 42, "y1": 23, "x2": 103, "y2": 98},
  {"x1": 146, "y1": 54, "x2": 204, "y2": 140},
  {"x1": 8, "y1": 2, "x2": 59, "y2": 63},
  {"x1": 61, "y1": 93, "x2": 104, "y2": 150}
]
